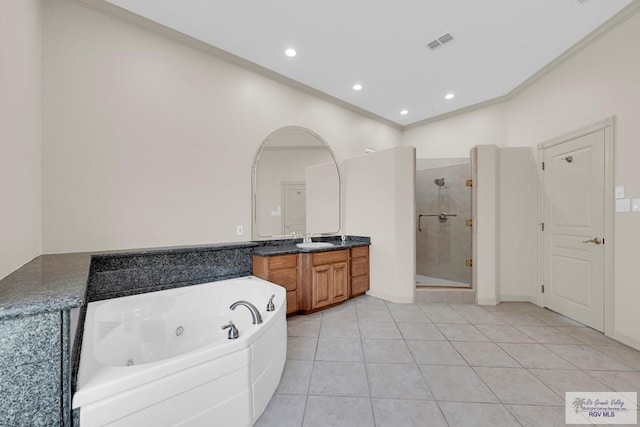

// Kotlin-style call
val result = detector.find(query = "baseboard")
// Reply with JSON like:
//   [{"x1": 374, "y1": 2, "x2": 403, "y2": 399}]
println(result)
[
  {"x1": 611, "y1": 331, "x2": 640, "y2": 352},
  {"x1": 366, "y1": 290, "x2": 414, "y2": 304},
  {"x1": 499, "y1": 294, "x2": 535, "y2": 303},
  {"x1": 477, "y1": 297, "x2": 498, "y2": 306}
]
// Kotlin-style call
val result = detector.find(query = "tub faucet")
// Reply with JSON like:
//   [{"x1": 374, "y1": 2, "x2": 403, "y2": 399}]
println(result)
[
  {"x1": 266, "y1": 294, "x2": 275, "y2": 312},
  {"x1": 222, "y1": 321, "x2": 239, "y2": 339},
  {"x1": 230, "y1": 301, "x2": 263, "y2": 324}
]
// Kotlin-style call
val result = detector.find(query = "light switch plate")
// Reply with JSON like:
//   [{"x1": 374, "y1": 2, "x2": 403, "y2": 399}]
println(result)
[
  {"x1": 633, "y1": 199, "x2": 640, "y2": 212},
  {"x1": 616, "y1": 199, "x2": 631, "y2": 212},
  {"x1": 615, "y1": 185, "x2": 625, "y2": 199}
]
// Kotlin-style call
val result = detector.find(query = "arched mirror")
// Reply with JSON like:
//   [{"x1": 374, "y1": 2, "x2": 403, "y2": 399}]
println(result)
[{"x1": 252, "y1": 126, "x2": 341, "y2": 239}]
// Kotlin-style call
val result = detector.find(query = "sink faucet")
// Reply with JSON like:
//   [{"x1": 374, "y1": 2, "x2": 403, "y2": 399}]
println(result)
[
  {"x1": 230, "y1": 301, "x2": 263, "y2": 324},
  {"x1": 304, "y1": 232, "x2": 313, "y2": 243}
]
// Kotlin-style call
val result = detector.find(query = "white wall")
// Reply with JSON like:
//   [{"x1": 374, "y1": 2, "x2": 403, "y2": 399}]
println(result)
[
  {"x1": 41, "y1": 0, "x2": 400, "y2": 254},
  {"x1": 472, "y1": 146, "x2": 500, "y2": 305},
  {"x1": 0, "y1": 0, "x2": 42, "y2": 280},
  {"x1": 344, "y1": 147, "x2": 416, "y2": 303},
  {"x1": 402, "y1": 103, "x2": 508, "y2": 158},
  {"x1": 401, "y1": 9, "x2": 640, "y2": 348},
  {"x1": 499, "y1": 147, "x2": 538, "y2": 302}
]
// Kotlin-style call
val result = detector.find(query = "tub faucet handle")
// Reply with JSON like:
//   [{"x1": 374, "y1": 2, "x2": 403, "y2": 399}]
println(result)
[
  {"x1": 267, "y1": 294, "x2": 276, "y2": 312},
  {"x1": 222, "y1": 321, "x2": 239, "y2": 339}
]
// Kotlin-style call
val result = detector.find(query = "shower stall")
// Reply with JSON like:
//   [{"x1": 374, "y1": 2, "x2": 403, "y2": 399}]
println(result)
[{"x1": 416, "y1": 158, "x2": 472, "y2": 288}]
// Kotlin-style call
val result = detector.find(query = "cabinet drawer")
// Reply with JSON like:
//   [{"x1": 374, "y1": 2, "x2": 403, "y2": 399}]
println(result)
[
  {"x1": 312, "y1": 249, "x2": 348, "y2": 266},
  {"x1": 351, "y1": 246, "x2": 369, "y2": 258},
  {"x1": 351, "y1": 257, "x2": 368, "y2": 277},
  {"x1": 351, "y1": 275, "x2": 369, "y2": 296},
  {"x1": 269, "y1": 254, "x2": 297, "y2": 270},
  {"x1": 286, "y1": 290, "x2": 298, "y2": 314},
  {"x1": 268, "y1": 268, "x2": 297, "y2": 291}
]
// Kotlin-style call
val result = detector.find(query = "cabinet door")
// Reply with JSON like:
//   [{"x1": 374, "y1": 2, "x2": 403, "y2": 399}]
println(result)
[
  {"x1": 331, "y1": 261, "x2": 349, "y2": 303},
  {"x1": 311, "y1": 264, "x2": 331, "y2": 309}
]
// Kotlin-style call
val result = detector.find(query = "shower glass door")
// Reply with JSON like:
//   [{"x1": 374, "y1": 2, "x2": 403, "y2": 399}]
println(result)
[{"x1": 416, "y1": 158, "x2": 472, "y2": 287}]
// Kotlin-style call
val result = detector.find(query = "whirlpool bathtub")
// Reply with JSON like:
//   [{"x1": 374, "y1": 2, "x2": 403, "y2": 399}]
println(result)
[{"x1": 73, "y1": 276, "x2": 287, "y2": 427}]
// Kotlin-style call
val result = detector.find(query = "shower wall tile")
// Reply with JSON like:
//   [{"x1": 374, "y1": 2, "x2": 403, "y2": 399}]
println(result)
[{"x1": 416, "y1": 163, "x2": 472, "y2": 284}]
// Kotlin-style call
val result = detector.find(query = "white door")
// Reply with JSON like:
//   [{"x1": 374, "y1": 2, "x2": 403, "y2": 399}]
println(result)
[
  {"x1": 282, "y1": 182, "x2": 306, "y2": 235},
  {"x1": 543, "y1": 129, "x2": 605, "y2": 331}
]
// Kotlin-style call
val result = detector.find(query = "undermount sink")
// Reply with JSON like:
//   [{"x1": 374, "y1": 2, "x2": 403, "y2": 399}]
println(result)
[{"x1": 296, "y1": 242, "x2": 335, "y2": 249}]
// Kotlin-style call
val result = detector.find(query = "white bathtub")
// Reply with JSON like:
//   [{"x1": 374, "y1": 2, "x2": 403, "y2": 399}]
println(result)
[{"x1": 73, "y1": 276, "x2": 287, "y2": 427}]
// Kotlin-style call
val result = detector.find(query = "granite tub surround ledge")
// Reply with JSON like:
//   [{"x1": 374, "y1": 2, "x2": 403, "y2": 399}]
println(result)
[{"x1": 0, "y1": 236, "x2": 370, "y2": 426}]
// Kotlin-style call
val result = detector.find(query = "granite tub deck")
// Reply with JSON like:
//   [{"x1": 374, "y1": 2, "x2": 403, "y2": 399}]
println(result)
[{"x1": 0, "y1": 236, "x2": 370, "y2": 427}]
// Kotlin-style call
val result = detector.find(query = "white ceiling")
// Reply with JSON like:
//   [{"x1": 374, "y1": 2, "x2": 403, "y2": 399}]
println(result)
[{"x1": 102, "y1": 0, "x2": 631, "y2": 126}]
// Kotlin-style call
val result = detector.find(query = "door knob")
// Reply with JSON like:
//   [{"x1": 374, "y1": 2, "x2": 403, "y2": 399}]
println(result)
[{"x1": 582, "y1": 237, "x2": 602, "y2": 245}]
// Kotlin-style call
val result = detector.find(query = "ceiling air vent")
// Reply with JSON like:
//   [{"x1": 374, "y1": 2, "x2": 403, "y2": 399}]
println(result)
[{"x1": 428, "y1": 33, "x2": 454, "y2": 50}]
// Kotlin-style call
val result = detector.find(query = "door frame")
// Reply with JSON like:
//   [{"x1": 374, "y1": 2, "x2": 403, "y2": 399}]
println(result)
[
  {"x1": 536, "y1": 117, "x2": 614, "y2": 336},
  {"x1": 281, "y1": 181, "x2": 306, "y2": 235}
]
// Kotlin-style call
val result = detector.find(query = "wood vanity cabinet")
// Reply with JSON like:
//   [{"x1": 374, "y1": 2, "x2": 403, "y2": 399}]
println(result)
[
  {"x1": 300, "y1": 249, "x2": 349, "y2": 310},
  {"x1": 253, "y1": 245, "x2": 369, "y2": 315},
  {"x1": 252, "y1": 254, "x2": 299, "y2": 315},
  {"x1": 350, "y1": 246, "x2": 370, "y2": 297}
]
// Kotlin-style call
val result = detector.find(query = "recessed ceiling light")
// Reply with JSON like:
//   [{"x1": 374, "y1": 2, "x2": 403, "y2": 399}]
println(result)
[
  {"x1": 353, "y1": 84, "x2": 363, "y2": 91},
  {"x1": 445, "y1": 93, "x2": 455, "y2": 100},
  {"x1": 285, "y1": 48, "x2": 297, "y2": 57},
  {"x1": 400, "y1": 110, "x2": 409, "y2": 115}
]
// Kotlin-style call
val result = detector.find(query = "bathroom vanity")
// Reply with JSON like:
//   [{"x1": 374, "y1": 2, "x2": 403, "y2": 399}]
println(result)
[{"x1": 252, "y1": 243, "x2": 370, "y2": 315}]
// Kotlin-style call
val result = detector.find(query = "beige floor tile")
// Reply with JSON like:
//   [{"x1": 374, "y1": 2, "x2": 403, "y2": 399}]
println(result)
[
  {"x1": 474, "y1": 367, "x2": 564, "y2": 406},
  {"x1": 309, "y1": 361, "x2": 369, "y2": 397},
  {"x1": 475, "y1": 324, "x2": 535, "y2": 343},
  {"x1": 419, "y1": 365, "x2": 498, "y2": 403},
  {"x1": 397, "y1": 322, "x2": 446, "y2": 341},
  {"x1": 546, "y1": 344, "x2": 635, "y2": 371},
  {"x1": 367, "y1": 363, "x2": 433, "y2": 400},
  {"x1": 363, "y1": 338, "x2": 414, "y2": 363},
  {"x1": 315, "y1": 337, "x2": 364, "y2": 362},
  {"x1": 425, "y1": 310, "x2": 469, "y2": 324},
  {"x1": 303, "y1": 396, "x2": 373, "y2": 427},
  {"x1": 529, "y1": 369, "x2": 612, "y2": 395},
  {"x1": 276, "y1": 360, "x2": 313, "y2": 394},
  {"x1": 359, "y1": 320, "x2": 402, "y2": 340},
  {"x1": 555, "y1": 326, "x2": 620, "y2": 346},
  {"x1": 507, "y1": 405, "x2": 571, "y2": 427},
  {"x1": 515, "y1": 326, "x2": 583, "y2": 344},
  {"x1": 436, "y1": 323, "x2": 491, "y2": 342},
  {"x1": 390, "y1": 309, "x2": 431, "y2": 323},
  {"x1": 592, "y1": 345, "x2": 640, "y2": 371},
  {"x1": 452, "y1": 342, "x2": 520, "y2": 367},
  {"x1": 587, "y1": 370, "x2": 640, "y2": 392},
  {"x1": 498, "y1": 343, "x2": 576, "y2": 369},
  {"x1": 372, "y1": 399, "x2": 447, "y2": 427},
  {"x1": 407, "y1": 340, "x2": 468, "y2": 366},
  {"x1": 320, "y1": 316, "x2": 360, "y2": 338},
  {"x1": 287, "y1": 336, "x2": 317, "y2": 360},
  {"x1": 287, "y1": 318, "x2": 321, "y2": 337},
  {"x1": 439, "y1": 401, "x2": 519, "y2": 427},
  {"x1": 254, "y1": 394, "x2": 306, "y2": 427}
]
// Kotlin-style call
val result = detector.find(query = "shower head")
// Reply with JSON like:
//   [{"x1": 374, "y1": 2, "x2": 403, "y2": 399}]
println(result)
[{"x1": 434, "y1": 178, "x2": 446, "y2": 187}]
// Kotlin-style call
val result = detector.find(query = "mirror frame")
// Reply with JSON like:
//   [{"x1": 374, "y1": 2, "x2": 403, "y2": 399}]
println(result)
[{"x1": 252, "y1": 126, "x2": 342, "y2": 239}]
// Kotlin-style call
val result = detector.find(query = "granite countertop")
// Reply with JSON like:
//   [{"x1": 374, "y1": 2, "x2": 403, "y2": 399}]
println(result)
[
  {"x1": 0, "y1": 254, "x2": 91, "y2": 319},
  {"x1": 253, "y1": 238, "x2": 370, "y2": 256}
]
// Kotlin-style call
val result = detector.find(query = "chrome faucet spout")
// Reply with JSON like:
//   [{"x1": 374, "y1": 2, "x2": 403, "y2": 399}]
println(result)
[{"x1": 230, "y1": 300, "x2": 263, "y2": 324}]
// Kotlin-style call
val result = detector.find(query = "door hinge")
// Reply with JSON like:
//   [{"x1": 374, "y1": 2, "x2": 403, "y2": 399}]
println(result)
[
  {"x1": 465, "y1": 258, "x2": 473, "y2": 267},
  {"x1": 541, "y1": 285, "x2": 545, "y2": 293},
  {"x1": 466, "y1": 179, "x2": 473, "y2": 187},
  {"x1": 541, "y1": 222, "x2": 545, "y2": 232},
  {"x1": 602, "y1": 238, "x2": 605, "y2": 245},
  {"x1": 542, "y1": 161, "x2": 545, "y2": 171},
  {"x1": 466, "y1": 219, "x2": 473, "y2": 227}
]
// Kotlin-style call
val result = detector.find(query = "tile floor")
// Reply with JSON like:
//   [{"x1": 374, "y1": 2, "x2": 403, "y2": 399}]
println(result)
[{"x1": 255, "y1": 296, "x2": 640, "y2": 427}]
